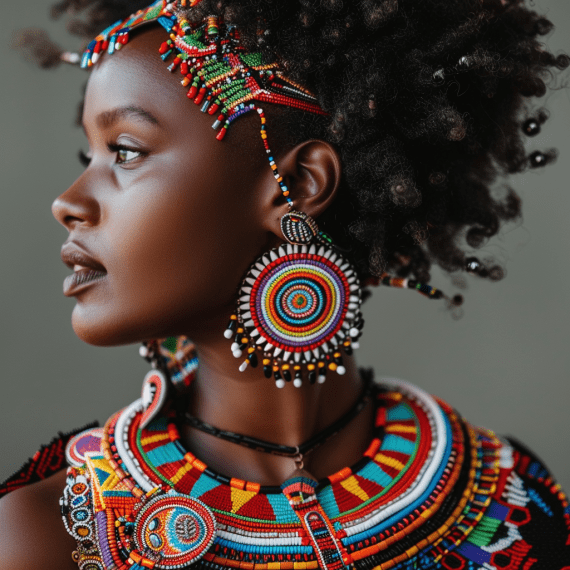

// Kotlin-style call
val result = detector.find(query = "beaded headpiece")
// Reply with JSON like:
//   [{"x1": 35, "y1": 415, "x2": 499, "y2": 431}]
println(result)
[{"x1": 80, "y1": 0, "x2": 328, "y2": 204}]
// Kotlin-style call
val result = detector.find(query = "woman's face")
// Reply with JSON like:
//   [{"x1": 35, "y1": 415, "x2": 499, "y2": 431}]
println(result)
[{"x1": 52, "y1": 26, "x2": 276, "y2": 346}]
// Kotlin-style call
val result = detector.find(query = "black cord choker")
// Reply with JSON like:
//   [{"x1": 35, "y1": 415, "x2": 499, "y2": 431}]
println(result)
[{"x1": 177, "y1": 376, "x2": 375, "y2": 470}]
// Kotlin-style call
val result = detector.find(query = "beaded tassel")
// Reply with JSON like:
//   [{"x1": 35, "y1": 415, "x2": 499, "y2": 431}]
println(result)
[
  {"x1": 78, "y1": 2, "x2": 327, "y2": 206},
  {"x1": 367, "y1": 272, "x2": 447, "y2": 300}
]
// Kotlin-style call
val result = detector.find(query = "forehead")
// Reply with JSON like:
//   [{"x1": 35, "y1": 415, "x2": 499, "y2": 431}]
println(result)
[
  {"x1": 83, "y1": 26, "x2": 202, "y2": 131},
  {"x1": 81, "y1": 24, "x2": 267, "y2": 165}
]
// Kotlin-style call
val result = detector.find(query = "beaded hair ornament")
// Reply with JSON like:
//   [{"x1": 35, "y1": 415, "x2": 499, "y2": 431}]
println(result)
[
  {"x1": 81, "y1": 0, "x2": 327, "y2": 208},
  {"x1": 78, "y1": 0, "x2": 456, "y2": 390}
]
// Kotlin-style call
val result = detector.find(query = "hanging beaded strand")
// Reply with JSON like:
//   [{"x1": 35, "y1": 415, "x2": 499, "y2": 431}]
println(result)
[
  {"x1": 79, "y1": 2, "x2": 326, "y2": 204},
  {"x1": 364, "y1": 272, "x2": 464, "y2": 307},
  {"x1": 378, "y1": 273, "x2": 446, "y2": 299},
  {"x1": 259, "y1": 108, "x2": 292, "y2": 205}
]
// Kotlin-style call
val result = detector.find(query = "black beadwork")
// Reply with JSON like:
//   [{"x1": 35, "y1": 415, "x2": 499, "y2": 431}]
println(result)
[
  {"x1": 529, "y1": 150, "x2": 547, "y2": 168},
  {"x1": 465, "y1": 257, "x2": 482, "y2": 274},
  {"x1": 523, "y1": 118, "x2": 541, "y2": 136}
]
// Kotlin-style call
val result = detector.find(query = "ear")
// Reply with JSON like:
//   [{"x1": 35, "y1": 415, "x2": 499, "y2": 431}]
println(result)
[{"x1": 259, "y1": 139, "x2": 342, "y2": 239}]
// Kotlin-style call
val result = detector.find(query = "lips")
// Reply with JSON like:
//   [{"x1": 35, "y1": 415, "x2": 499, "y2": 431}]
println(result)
[{"x1": 61, "y1": 242, "x2": 107, "y2": 296}]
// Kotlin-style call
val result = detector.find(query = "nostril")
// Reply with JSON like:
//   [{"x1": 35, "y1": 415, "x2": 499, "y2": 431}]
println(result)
[
  {"x1": 51, "y1": 184, "x2": 99, "y2": 228},
  {"x1": 51, "y1": 196, "x2": 81, "y2": 228},
  {"x1": 65, "y1": 214, "x2": 89, "y2": 228}
]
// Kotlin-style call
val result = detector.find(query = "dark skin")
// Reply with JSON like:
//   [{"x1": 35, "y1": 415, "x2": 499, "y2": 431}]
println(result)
[{"x1": 0, "y1": 26, "x2": 374, "y2": 568}]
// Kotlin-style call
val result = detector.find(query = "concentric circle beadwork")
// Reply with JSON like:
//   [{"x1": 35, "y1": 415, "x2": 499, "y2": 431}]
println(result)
[
  {"x1": 133, "y1": 493, "x2": 216, "y2": 568},
  {"x1": 239, "y1": 244, "x2": 361, "y2": 363},
  {"x1": 258, "y1": 262, "x2": 343, "y2": 346}
]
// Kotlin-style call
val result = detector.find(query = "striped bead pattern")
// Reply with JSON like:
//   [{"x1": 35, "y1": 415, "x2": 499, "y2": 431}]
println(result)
[{"x1": 60, "y1": 376, "x2": 570, "y2": 569}]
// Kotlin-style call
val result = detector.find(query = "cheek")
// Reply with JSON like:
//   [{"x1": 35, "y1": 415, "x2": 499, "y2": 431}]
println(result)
[
  {"x1": 69, "y1": 127, "x2": 270, "y2": 345},
  {"x1": 101, "y1": 165, "x2": 263, "y2": 325}
]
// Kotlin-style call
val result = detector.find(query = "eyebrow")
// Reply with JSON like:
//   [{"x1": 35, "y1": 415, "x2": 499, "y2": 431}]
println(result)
[{"x1": 95, "y1": 105, "x2": 160, "y2": 129}]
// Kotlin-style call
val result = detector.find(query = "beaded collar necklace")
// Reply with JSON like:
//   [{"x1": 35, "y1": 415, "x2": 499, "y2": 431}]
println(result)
[{"x1": 61, "y1": 373, "x2": 507, "y2": 570}]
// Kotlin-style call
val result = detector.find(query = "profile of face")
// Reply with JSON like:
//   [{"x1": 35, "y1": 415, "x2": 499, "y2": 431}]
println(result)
[{"x1": 51, "y1": 26, "x2": 308, "y2": 348}]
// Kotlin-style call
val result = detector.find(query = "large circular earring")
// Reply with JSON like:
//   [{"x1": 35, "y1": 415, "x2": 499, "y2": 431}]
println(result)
[{"x1": 224, "y1": 210, "x2": 364, "y2": 388}]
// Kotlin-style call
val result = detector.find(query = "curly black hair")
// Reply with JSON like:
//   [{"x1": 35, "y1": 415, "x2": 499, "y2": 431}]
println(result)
[{"x1": 17, "y1": 0, "x2": 569, "y2": 298}]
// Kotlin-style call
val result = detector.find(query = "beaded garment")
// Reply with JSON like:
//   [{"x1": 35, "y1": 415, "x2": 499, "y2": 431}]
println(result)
[
  {"x1": 58, "y1": 378, "x2": 570, "y2": 570},
  {"x1": 0, "y1": 423, "x2": 98, "y2": 499}
]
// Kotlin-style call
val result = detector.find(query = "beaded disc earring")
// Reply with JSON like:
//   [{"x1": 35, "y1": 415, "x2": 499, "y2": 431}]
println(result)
[
  {"x1": 140, "y1": 336, "x2": 198, "y2": 392},
  {"x1": 137, "y1": 336, "x2": 199, "y2": 426},
  {"x1": 224, "y1": 211, "x2": 364, "y2": 388}
]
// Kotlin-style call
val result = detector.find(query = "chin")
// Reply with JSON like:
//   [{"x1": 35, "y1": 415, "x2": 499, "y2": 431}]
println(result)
[
  {"x1": 70, "y1": 299, "x2": 197, "y2": 346},
  {"x1": 71, "y1": 304, "x2": 148, "y2": 347}
]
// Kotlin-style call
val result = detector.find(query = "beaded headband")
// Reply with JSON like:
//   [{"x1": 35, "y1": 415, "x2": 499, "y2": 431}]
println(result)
[{"x1": 80, "y1": 0, "x2": 329, "y2": 206}]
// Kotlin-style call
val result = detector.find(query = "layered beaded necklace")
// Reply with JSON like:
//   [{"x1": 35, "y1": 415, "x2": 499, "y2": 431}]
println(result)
[{"x1": 60, "y1": 370, "x2": 514, "y2": 570}]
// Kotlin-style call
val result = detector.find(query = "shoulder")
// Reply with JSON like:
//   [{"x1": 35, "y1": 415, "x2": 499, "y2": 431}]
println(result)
[
  {"x1": 501, "y1": 435, "x2": 570, "y2": 539},
  {"x1": 0, "y1": 423, "x2": 100, "y2": 569},
  {"x1": 381, "y1": 378, "x2": 570, "y2": 563},
  {"x1": 0, "y1": 469, "x2": 78, "y2": 570},
  {"x1": 454, "y1": 411, "x2": 570, "y2": 562}
]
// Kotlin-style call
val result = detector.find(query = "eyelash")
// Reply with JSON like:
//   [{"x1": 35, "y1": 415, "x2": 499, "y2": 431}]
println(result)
[
  {"x1": 77, "y1": 144, "x2": 146, "y2": 167},
  {"x1": 78, "y1": 149, "x2": 91, "y2": 167}
]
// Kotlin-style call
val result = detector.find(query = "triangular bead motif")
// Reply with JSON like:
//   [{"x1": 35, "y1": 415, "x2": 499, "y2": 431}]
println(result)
[
  {"x1": 230, "y1": 487, "x2": 258, "y2": 513},
  {"x1": 234, "y1": 493, "x2": 277, "y2": 521},
  {"x1": 340, "y1": 475, "x2": 371, "y2": 502}
]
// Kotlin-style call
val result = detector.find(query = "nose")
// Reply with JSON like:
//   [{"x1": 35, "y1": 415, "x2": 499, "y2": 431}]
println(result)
[{"x1": 52, "y1": 173, "x2": 100, "y2": 230}]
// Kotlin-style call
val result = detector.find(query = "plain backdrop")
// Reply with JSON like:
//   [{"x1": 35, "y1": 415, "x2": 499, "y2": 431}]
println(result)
[{"x1": 1, "y1": 1, "x2": 569, "y2": 490}]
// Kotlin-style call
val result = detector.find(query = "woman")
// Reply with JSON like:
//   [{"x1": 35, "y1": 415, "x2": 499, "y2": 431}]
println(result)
[{"x1": 1, "y1": 0, "x2": 569, "y2": 568}]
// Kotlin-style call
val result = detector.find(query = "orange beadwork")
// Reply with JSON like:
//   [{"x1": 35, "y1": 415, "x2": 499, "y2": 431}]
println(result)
[{"x1": 60, "y1": 376, "x2": 569, "y2": 570}]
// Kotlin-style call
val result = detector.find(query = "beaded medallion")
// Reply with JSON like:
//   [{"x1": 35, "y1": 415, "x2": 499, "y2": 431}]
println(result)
[
  {"x1": 132, "y1": 492, "x2": 216, "y2": 567},
  {"x1": 60, "y1": 377, "x2": 570, "y2": 569},
  {"x1": 227, "y1": 243, "x2": 363, "y2": 386}
]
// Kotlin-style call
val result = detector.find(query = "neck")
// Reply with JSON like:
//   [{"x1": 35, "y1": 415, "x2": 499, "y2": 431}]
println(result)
[{"x1": 176, "y1": 325, "x2": 374, "y2": 485}]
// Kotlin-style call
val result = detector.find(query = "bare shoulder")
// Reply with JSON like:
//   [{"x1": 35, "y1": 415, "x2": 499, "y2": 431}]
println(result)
[{"x1": 0, "y1": 469, "x2": 78, "y2": 570}]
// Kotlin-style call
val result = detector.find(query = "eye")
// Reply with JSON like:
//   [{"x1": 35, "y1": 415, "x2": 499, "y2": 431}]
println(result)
[
  {"x1": 78, "y1": 150, "x2": 92, "y2": 167},
  {"x1": 108, "y1": 144, "x2": 146, "y2": 165}
]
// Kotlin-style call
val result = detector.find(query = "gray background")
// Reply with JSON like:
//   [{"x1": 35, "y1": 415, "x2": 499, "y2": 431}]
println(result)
[{"x1": 1, "y1": 1, "x2": 569, "y2": 488}]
